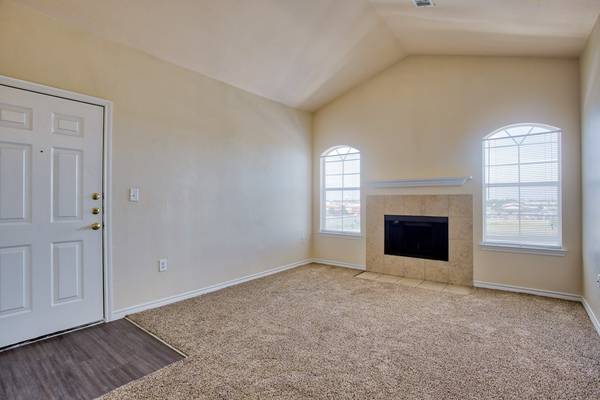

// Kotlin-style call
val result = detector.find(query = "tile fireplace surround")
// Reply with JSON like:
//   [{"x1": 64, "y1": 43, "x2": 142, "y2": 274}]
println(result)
[{"x1": 366, "y1": 194, "x2": 473, "y2": 286}]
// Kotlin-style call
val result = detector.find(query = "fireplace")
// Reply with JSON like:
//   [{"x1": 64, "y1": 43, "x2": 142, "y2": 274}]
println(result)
[
  {"x1": 366, "y1": 195, "x2": 472, "y2": 285},
  {"x1": 384, "y1": 215, "x2": 449, "y2": 262}
]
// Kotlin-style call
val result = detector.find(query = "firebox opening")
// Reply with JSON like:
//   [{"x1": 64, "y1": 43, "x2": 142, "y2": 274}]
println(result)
[{"x1": 384, "y1": 215, "x2": 449, "y2": 262}]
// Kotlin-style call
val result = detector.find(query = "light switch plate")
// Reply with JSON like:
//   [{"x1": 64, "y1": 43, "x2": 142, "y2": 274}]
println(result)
[
  {"x1": 129, "y1": 187, "x2": 140, "y2": 202},
  {"x1": 159, "y1": 258, "x2": 168, "y2": 272}
]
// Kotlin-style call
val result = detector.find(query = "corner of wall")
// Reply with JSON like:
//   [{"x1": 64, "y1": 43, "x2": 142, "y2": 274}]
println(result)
[{"x1": 580, "y1": 12, "x2": 600, "y2": 334}]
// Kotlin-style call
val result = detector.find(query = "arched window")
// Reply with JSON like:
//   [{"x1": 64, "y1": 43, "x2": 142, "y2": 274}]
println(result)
[
  {"x1": 320, "y1": 146, "x2": 361, "y2": 235},
  {"x1": 482, "y1": 124, "x2": 562, "y2": 248}
]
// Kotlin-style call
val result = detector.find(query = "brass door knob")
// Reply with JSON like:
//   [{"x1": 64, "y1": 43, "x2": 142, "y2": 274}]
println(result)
[
  {"x1": 91, "y1": 192, "x2": 102, "y2": 200},
  {"x1": 91, "y1": 208, "x2": 101, "y2": 215},
  {"x1": 91, "y1": 223, "x2": 102, "y2": 230}
]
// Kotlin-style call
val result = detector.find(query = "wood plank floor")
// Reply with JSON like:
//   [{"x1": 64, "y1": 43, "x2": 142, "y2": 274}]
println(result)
[{"x1": 0, "y1": 319, "x2": 184, "y2": 400}]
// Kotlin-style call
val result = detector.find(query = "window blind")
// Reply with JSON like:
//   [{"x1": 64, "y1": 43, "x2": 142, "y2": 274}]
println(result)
[{"x1": 483, "y1": 125, "x2": 561, "y2": 248}]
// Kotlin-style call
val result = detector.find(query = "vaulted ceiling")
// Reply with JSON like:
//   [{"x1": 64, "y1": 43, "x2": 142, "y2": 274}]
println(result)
[{"x1": 17, "y1": 0, "x2": 600, "y2": 111}]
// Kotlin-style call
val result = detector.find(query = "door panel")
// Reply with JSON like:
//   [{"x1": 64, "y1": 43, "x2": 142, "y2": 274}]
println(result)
[
  {"x1": 52, "y1": 241, "x2": 83, "y2": 305},
  {"x1": 0, "y1": 84, "x2": 104, "y2": 348},
  {"x1": 0, "y1": 245, "x2": 31, "y2": 317},
  {"x1": 51, "y1": 113, "x2": 84, "y2": 137},
  {"x1": 0, "y1": 143, "x2": 30, "y2": 222},
  {"x1": 0, "y1": 103, "x2": 32, "y2": 130},
  {"x1": 52, "y1": 148, "x2": 82, "y2": 221}
]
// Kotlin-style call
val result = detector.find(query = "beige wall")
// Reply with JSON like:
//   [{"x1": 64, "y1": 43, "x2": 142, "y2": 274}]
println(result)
[
  {"x1": 0, "y1": 0, "x2": 588, "y2": 313},
  {"x1": 581, "y1": 16, "x2": 600, "y2": 320},
  {"x1": 0, "y1": 0, "x2": 312, "y2": 311},
  {"x1": 313, "y1": 55, "x2": 582, "y2": 295}
]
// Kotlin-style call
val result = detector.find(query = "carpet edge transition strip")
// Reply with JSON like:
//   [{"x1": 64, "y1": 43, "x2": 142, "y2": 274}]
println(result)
[{"x1": 124, "y1": 317, "x2": 188, "y2": 358}]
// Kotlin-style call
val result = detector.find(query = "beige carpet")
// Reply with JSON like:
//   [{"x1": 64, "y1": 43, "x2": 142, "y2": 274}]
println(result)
[{"x1": 102, "y1": 264, "x2": 600, "y2": 400}]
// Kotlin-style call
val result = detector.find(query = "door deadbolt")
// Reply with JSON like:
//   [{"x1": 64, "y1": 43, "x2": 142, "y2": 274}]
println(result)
[{"x1": 91, "y1": 192, "x2": 102, "y2": 200}]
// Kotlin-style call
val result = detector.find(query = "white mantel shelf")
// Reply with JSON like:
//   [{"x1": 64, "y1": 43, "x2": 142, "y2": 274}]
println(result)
[{"x1": 370, "y1": 176, "x2": 472, "y2": 188}]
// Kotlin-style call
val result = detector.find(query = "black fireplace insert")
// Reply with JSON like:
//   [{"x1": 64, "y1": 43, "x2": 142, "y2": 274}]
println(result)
[{"x1": 384, "y1": 215, "x2": 448, "y2": 261}]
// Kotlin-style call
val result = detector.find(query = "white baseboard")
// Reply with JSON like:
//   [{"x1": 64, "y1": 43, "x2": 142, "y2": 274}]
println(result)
[
  {"x1": 110, "y1": 258, "x2": 599, "y2": 338},
  {"x1": 311, "y1": 258, "x2": 366, "y2": 271},
  {"x1": 110, "y1": 259, "x2": 312, "y2": 320},
  {"x1": 473, "y1": 281, "x2": 600, "y2": 336},
  {"x1": 581, "y1": 298, "x2": 600, "y2": 336},
  {"x1": 473, "y1": 280, "x2": 581, "y2": 302}
]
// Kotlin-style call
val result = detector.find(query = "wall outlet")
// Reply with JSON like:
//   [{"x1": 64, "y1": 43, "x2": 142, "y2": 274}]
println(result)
[
  {"x1": 597, "y1": 274, "x2": 600, "y2": 288},
  {"x1": 129, "y1": 187, "x2": 140, "y2": 202},
  {"x1": 159, "y1": 258, "x2": 168, "y2": 272}
]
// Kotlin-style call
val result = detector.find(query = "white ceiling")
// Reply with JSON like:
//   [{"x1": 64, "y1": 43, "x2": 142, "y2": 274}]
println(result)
[
  {"x1": 369, "y1": 0, "x2": 600, "y2": 57},
  {"x1": 17, "y1": 0, "x2": 600, "y2": 111}
]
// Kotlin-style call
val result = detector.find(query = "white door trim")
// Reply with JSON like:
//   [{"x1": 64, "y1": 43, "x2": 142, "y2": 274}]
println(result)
[{"x1": 0, "y1": 75, "x2": 114, "y2": 323}]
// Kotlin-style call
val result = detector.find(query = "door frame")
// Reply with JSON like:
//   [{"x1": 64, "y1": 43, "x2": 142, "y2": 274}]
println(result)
[{"x1": 0, "y1": 74, "x2": 114, "y2": 323}]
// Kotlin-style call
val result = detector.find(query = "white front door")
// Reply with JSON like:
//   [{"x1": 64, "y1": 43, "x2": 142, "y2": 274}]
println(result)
[{"x1": 0, "y1": 84, "x2": 104, "y2": 348}]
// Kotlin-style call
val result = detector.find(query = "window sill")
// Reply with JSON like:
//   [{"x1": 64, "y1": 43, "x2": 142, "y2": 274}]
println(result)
[
  {"x1": 480, "y1": 242, "x2": 567, "y2": 257},
  {"x1": 319, "y1": 231, "x2": 363, "y2": 239}
]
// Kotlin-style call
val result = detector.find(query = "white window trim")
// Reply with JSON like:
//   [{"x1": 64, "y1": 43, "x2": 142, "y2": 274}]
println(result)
[
  {"x1": 479, "y1": 242, "x2": 567, "y2": 257},
  {"x1": 481, "y1": 123, "x2": 563, "y2": 253},
  {"x1": 319, "y1": 146, "x2": 361, "y2": 236},
  {"x1": 319, "y1": 230, "x2": 363, "y2": 238}
]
